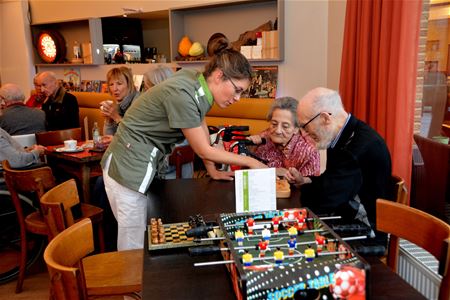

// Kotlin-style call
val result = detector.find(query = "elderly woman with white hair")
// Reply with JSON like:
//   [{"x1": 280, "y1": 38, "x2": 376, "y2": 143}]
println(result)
[{"x1": 143, "y1": 66, "x2": 174, "y2": 91}]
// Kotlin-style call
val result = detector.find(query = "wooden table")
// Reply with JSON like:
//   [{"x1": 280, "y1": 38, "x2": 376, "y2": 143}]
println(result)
[
  {"x1": 143, "y1": 178, "x2": 426, "y2": 300},
  {"x1": 44, "y1": 144, "x2": 103, "y2": 203}
]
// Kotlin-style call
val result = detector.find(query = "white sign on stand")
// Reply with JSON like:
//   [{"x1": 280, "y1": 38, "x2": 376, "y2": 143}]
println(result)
[{"x1": 235, "y1": 168, "x2": 277, "y2": 212}]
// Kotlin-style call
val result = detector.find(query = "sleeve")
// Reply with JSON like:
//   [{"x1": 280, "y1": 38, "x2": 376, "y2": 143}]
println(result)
[
  {"x1": 0, "y1": 136, "x2": 39, "y2": 168},
  {"x1": 296, "y1": 143, "x2": 321, "y2": 177},
  {"x1": 164, "y1": 89, "x2": 202, "y2": 129},
  {"x1": 65, "y1": 94, "x2": 80, "y2": 128},
  {"x1": 103, "y1": 120, "x2": 118, "y2": 136}
]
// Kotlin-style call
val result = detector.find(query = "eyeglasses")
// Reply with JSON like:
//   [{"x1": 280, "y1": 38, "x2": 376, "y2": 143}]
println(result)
[
  {"x1": 226, "y1": 76, "x2": 244, "y2": 96},
  {"x1": 301, "y1": 112, "x2": 332, "y2": 129}
]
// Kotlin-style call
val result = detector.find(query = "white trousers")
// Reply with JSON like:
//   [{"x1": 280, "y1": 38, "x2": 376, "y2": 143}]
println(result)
[{"x1": 103, "y1": 154, "x2": 148, "y2": 250}]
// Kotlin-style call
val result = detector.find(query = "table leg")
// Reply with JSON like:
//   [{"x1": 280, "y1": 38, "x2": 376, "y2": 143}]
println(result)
[{"x1": 81, "y1": 164, "x2": 91, "y2": 203}]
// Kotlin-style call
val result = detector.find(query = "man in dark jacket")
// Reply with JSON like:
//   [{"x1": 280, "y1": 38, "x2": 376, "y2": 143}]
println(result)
[
  {"x1": 36, "y1": 71, "x2": 79, "y2": 130},
  {"x1": 297, "y1": 87, "x2": 392, "y2": 245}
]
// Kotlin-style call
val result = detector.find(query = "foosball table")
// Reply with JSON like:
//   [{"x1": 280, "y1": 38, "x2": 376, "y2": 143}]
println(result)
[{"x1": 191, "y1": 208, "x2": 370, "y2": 300}]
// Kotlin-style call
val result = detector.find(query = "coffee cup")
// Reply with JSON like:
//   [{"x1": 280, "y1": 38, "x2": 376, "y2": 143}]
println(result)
[{"x1": 64, "y1": 139, "x2": 77, "y2": 150}]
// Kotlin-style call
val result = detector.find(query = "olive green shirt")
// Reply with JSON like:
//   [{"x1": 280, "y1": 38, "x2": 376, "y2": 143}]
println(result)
[{"x1": 101, "y1": 69, "x2": 213, "y2": 193}]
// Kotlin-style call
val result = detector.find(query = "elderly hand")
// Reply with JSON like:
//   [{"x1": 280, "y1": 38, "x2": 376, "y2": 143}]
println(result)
[
  {"x1": 208, "y1": 169, "x2": 235, "y2": 181},
  {"x1": 100, "y1": 101, "x2": 121, "y2": 123},
  {"x1": 286, "y1": 167, "x2": 311, "y2": 186},
  {"x1": 247, "y1": 135, "x2": 263, "y2": 145},
  {"x1": 28, "y1": 144, "x2": 46, "y2": 155}
]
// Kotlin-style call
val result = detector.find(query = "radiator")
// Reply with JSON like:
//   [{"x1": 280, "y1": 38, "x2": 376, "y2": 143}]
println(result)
[{"x1": 397, "y1": 239, "x2": 441, "y2": 300}]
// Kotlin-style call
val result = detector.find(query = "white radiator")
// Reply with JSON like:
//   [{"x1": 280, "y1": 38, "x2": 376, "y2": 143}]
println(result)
[{"x1": 397, "y1": 239, "x2": 441, "y2": 300}]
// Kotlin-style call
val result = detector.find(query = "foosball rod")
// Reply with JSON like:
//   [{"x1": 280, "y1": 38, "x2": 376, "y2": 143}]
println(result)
[
  {"x1": 231, "y1": 235, "x2": 368, "y2": 250},
  {"x1": 194, "y1": 251, "x2": 348, "y2": 267},
  {"x1": 194, "y1": 228, "x2": 325, "y2": 242},
  {"x1": 223, "y1": 216, "x2": 341, "y2": 228}
]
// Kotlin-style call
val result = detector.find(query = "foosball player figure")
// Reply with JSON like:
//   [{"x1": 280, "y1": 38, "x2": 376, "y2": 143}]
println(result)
[
  {"x1": 288, "y1": 226, "x2": 298, "y2": 239},
  {"x1": 274, "y1": 247, "x2": 284, "y2": 265},
  {"x1": 242, "y1": 250, "x2": 253, "y2": 266},
  {"x1": 257, "y1": 238, "x2": 269, "y2": 257},
  {"x1": 338, "y1": 243, "x2": 351, "y2": 260},
  {"x1": 315, "y1": 233, "x2": 327, "y2": 253},
  {"x1": 235, "y1": 229, "x2": 245, "y2": 251},
  {"x1": 272, "y1": 216, "x2": 281, "y2": 233},
  {"x1": 246, "y1": 218, "x2": 255, "y2": 235},
  {"x1": 287, "y1": 236, "x2": 297, "y2": 255},
  {"x1": 304, "y1": 244, "x2": 316, "y2": 262},
  {"x1": 295, "y1": 214, "x2": 306, "y2": 232},
  {"x1": 261, "y1": 225, "x2": 271, "y2": 244}
]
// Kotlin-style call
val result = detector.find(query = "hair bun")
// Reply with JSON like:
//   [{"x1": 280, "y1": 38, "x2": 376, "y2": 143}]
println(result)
[{"x1": 207, "y1": 32, "x2": 230, "y2": 57}]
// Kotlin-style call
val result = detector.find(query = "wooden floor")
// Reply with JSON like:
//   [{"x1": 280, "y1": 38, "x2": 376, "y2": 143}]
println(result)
[{"x1": 0, "y1": 257, "x2": 123, "y2": 299}]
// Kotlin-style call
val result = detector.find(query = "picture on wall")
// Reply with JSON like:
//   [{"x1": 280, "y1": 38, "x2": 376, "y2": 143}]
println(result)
[{"x1": 242, "y1": 66, "x2": 278, "y2": 99}]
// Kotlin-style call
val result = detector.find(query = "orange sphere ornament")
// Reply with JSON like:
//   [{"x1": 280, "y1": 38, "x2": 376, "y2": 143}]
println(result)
[{"x1": 178, "y1": 36, "x2": 193, "y2": 57}]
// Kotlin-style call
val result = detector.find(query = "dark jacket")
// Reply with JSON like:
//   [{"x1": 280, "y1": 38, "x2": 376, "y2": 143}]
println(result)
[
  {"x1": 301, "y1": 115, "x2": 392, "y2": 226},
  {"x1": 42, "y1": 86, "x2": 79, "y2": 131}
]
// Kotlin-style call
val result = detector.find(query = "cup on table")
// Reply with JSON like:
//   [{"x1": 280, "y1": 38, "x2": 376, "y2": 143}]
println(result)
[
  {"x1": 100, "y1": 100, "x2": 114, "y2": 112},
  {"x1": 64, "y1": 139, "x2": 77, "y2": 150}
]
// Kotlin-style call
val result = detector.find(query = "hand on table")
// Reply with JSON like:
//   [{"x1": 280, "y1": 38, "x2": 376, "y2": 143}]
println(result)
[
  {"x1": 209, "y1": 169, "x2": 235, "y2": 181},
  {"x1": 27, "y1": 144, "x2": 46, "y2": 155}
]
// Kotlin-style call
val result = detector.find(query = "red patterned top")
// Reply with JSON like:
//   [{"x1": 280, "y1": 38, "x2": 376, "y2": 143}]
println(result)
[{"x1": 254, "y1": 133, "x2": 320, "y2": 177}]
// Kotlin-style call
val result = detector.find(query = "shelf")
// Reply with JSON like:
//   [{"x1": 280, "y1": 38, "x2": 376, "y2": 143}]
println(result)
[{"x1": 169, "y1": 0, "x2": 284, "y2": 63}]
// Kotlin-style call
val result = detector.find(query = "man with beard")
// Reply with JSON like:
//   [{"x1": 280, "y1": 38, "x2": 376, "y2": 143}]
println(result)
[{"x1": 296, "y1": 87, "x2": 391, "y2": 246}]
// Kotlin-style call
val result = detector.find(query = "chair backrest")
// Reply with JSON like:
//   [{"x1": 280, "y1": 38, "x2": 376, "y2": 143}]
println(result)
[
  {"x1": 11, "y1": 133, "x2": 37, "y2": 148},
  {"x1": 413, "y1": 133, "x2": 450, "y2": 221},
  {"x1": 376, "y1": 199, "x2": 450, "y2": 300},
  {"x1": 40, "y1": 179, "x2": 81, "y2": 240},
  {"x1": 388, "y1": 174, "x2": 408, "y2": 205},
  {"x1": 44, "y1": 218, "x2": 94, "y2": 300},
  {"x1": 35, "y1": 128, "x2": 82, "y2": 146},
  {"x1": 2, "y1": 160, "x2": 56, "y2": 214}
]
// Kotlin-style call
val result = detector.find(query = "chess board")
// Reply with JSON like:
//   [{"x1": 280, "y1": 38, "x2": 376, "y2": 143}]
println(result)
[{"x1": 148, "y1": 222, "x2": 212, "y2": 251}]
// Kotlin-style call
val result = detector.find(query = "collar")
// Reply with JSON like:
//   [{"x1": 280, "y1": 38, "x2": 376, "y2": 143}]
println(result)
[
  {"x1": 197, "y1": 73, "x2": 213, "y2": 105},
  {"x1": 329, "y1": 113, "x2": 351, "y2": 149},
  {"x1": 5, "y1": 102, "x2": 25, "y2": 108},
  {"x1": 49, "y1": 86, "x2": 65, "y2": 104}
]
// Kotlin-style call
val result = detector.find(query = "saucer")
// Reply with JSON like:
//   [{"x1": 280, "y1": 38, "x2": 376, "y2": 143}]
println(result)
[{"x1": 55, "y1": 146, "x2": 84, "y2": 153}]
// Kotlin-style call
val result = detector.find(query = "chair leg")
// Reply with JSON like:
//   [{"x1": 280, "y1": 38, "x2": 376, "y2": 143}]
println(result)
[{"x1": 15, "y1": 230, "x2": 27, "y2": 293}]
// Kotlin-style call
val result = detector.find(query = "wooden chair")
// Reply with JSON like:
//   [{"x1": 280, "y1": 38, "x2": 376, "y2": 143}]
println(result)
[
  {"x1": 388, "y1": 174, "x2": 408, "y2": 205},
  {"x1": 412, "y1": 134, "x2": 450, "y2": 221},
  {"x1": 376, "y1": 199, "x2": 450, "y2": 300},
  {"x1": 44, "y1": 218, "x2": 142, "y2": 300},
  {"x1": 168, "y1": 145, "x2": 195, "y2": 178},
  {"x1": 2, "y1": 160, "x2": 55, "y2": 293},
  {"x1": 35, "y1": 128, "x2": 82, "y2": 146},
  {"x1": 39, "y1": 179, "x2": 105, "y2": 252}
]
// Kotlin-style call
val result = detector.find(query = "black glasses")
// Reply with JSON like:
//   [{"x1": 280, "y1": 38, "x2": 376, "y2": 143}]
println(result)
[
  {"x1": 226, "y1": 76, "x2": 244, "y2": 96},
  {"x1": 301, "y1": 112, "x2": 331, "y2": 129}
]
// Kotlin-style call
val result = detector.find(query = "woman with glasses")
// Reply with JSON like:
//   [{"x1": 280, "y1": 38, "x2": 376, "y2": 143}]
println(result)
[
  {"x1": 248, "y1": 97, "x2": 320, "y2": 186},
  {"x1": 101, "y1": 38, "x2": 267, "y2": 250}
]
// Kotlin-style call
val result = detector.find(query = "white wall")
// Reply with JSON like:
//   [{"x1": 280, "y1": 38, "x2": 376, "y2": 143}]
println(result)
[
  {"x1": 0, "y1": 0, "x2": 35, "y2": 93},
  {"x1": 1, "y1": 0, "x2": 346, "y2": 99}
]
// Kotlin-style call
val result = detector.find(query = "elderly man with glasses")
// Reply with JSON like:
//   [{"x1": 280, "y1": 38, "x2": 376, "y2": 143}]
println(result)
[{"x1": 297, "y1": 87, "x2": 392, "y2": 247}]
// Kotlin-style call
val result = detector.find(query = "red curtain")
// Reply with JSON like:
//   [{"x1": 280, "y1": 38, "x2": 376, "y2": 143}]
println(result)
[{"x1": 339, "y1": 0, "x2": 422, "y2": 193}]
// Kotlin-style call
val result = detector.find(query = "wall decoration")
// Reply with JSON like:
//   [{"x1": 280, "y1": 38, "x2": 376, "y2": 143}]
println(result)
[
  {"x1": 36, "y1": 30, "x2": 66, "y2": 63},
  {"x1": 241, "y1": 66, "x2": 278, "y2": 99}
]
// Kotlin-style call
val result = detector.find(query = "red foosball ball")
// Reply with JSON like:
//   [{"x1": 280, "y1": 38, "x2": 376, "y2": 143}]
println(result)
[{"x1": 194, "y1": 208, "x2": 370, "y2": 300}]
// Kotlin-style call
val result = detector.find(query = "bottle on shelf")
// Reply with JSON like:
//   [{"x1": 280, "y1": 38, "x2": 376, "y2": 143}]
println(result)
[{"x1": 92, "y1": 121, "x2": 101, "y2": 148}]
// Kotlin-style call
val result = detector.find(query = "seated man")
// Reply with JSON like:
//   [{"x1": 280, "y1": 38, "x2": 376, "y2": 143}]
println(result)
[
  {"x1": 35, "y1": 71, "x2": 80, "y2": 130},
  {"x1": 0, "y1": 128, "x2": 45, "y2": 169},
  {"x1": 26, "y1": 72, "x2": 47, "y2": 109},
  {"x1": 297, "y1": 87, "x2": 392, "y2": 245},
  {"x1": 0, "y1": 83, "x2": 46, "y2": 135}
]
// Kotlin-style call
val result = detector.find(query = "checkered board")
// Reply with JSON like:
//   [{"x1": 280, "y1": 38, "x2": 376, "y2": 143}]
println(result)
[{"x1": 148, "y1": 222, "x2": 212, "y2": 251}]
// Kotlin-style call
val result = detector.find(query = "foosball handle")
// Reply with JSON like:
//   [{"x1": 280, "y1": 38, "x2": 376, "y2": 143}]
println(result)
[
  {"x1": 186, "y1": 225, "x2": 215, "y2": 238},
  {"x1": 189, "y1": 246, "x2": 221, "y2": 256}
]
